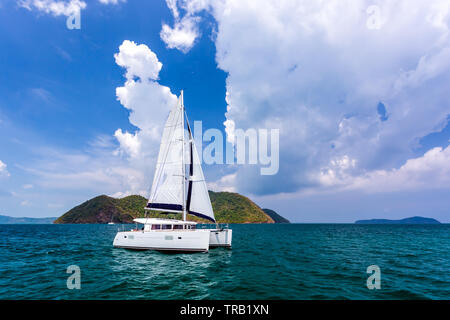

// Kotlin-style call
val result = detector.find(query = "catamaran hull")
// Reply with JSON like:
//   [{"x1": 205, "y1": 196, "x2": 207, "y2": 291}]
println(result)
[
  {"x1": 208, "y1": 229, "x2": 232, "y2": 248},
  {"x1": 113, "y1": 230, "x2": 210, "y2": 253}
]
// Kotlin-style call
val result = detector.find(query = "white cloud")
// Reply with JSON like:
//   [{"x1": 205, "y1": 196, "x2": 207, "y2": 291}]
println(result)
[
  {"x1": 20, "y1": 200, "x2": 31, "y2": 206},
  {"x1": 114, "y1": 129, "x2": 140, "y2": 158},
  {"x1": 18, "y1": 0, "x2": 86, "y2": 16},
  {"x1": 160, "y1": 16, "x2": 200, "y2": 53},
  {"x1": 114, "y1": 40, "x2": 178, "y2": 163},
  {"x1": 208, "y1": 173, "x2": 236, "y2": 192},
  {"x1": 165, "y1": 0, "x2": 179, "y2": 20},
  {"x1": 394, "y1": 46, "x2": 450, "y2": 91},
  {"x1": 87, "y1": 134, "x2": 116, "y2": 149},
  {"x1": 23, "y1": 184, "x2": 33, "y2": 189},
  {"x1": 112, "y1": 40, "x2": 179, "y2": 195},
  {"x1": 160, "y1": 0, "x2": 210, "y2": 52},
  {"x1": 114, "y1": 40, "x2": 162, "y2": 81},
  {"x1": 0, "y1": 160, "x2": 10, "y2": 177},
  {"x1": 354, "y1": 145, "x2": 450, "y2": 192},
  {"x1": 19, "y1": 146, "x2": 148, "y2": 197},
  {"x1": 165, "y1": 0, "x2": 450, "y2": 196},
  {"x1": 316, "y1": 145, "x2": 450, "y2": 193},
  {"x1": 113, "y1": 41, "x2": 179, "y2": 172}
]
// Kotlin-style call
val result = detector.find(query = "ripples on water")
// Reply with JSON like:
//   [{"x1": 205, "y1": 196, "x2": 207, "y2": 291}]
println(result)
[{"x1": 0, "y1": 224, "x2": 448, "y2": 299}]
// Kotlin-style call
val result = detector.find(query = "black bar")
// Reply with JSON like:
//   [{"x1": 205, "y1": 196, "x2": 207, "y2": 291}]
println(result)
[
  {"x1": 0, "y1": 300, "x2": 447, "y2": 318},
  {"x1": 146, "y1": 203, "x2": 183, "y2": 211}
]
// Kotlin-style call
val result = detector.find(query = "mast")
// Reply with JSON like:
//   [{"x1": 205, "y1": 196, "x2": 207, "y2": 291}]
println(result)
[{"x1": 181, "y1": 90, "x2": 187, "y2": 221}]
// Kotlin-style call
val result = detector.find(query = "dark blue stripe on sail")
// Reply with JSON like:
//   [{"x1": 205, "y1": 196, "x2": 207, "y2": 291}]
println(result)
[
  {"x1": 188, "y1": 210, "x2": 216, "y2": 223},
  {"x1": 186, "y1": 180, "x2": 193, "y2": 211},
  {"x1": 146, "y1": 203, "x2": 183, "y2": 211},
  {"x1": 186, "y1": 119, "x2": 194, "y2": 212}
]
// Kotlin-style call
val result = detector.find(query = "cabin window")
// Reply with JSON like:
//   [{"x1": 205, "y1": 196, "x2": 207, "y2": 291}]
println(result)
[
  {"x1": 151, "y1": 225, "x2": 161, "y2": 230},
  {"x1": 162, "y1": 224, "x2": 172, "y2": 230},
  {"x1": 191, "y1": 225, "x2": 196, "y2": 230},
  {"x1": 173, "y1": 225, "x2": 183, "y2": 230}
]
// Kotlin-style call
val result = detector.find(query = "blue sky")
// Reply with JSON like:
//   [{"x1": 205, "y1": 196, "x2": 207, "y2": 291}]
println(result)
[{"x1": 0, "y1": 0, "x2": 450, "y2": 223}]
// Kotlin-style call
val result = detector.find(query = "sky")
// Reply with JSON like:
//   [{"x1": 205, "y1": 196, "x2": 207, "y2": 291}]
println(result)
[{"x1": 0, "y1": 0, "x2": 450, "y2": 223}]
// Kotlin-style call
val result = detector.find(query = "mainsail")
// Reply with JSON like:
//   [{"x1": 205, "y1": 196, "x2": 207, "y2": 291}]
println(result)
[
  {"x1": 146, "y1": 95, "x2": 185, "y2": 212},
  {"x1": 146, "y1": 91, "x2": 216, "y2": 223}
]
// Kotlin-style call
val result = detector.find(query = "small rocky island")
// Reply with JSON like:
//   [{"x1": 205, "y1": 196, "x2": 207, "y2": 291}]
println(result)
[
  {"x1": 0, "y1": 215, "x2": 57, "y2": 224},
  {"x1": 262, "y1": 209, "x2": 290, "y2": 223},
  {"x1": 355, "y1": 216, "x2": 441, "y2": 224},
  {"x1": 54, "y1": 191, "x2": 290, "y2": 224}
]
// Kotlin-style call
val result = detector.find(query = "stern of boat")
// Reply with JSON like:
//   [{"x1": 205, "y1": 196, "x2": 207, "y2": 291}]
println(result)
[{"x1": 208, "y1": 227, "x2": 232, "y2": 248}]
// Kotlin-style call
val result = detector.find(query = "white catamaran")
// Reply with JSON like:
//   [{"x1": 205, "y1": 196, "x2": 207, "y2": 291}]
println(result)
[{"x1": 113, "y1": 91, "x2": 232, "y2": 252}]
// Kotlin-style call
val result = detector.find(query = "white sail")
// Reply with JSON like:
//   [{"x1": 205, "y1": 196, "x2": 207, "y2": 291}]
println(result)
[
  {"x1": 186, "y1": 123, "x2": 216, "y2": 222},
  {"x1": 147, "y1": 97, "x2": 185, "y2": 212}
]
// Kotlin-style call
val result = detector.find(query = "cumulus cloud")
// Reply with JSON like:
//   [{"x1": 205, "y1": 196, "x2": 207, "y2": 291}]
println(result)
[
  {"x1": 160, "y1": 0, "x2": 209, "y2": 52},
  {"x1": 317, "y1": 145, "x2": 450, "y2": 193},
  {"x1": 114, "y1": 40, "x2": 162, "y2": 81},
  {"x1": 207, "y1": 173, "x2": 236, "y2": 192},
  {"x1": 113, "y1": 40, "x2": 179, "y2": 195},
  {"x1": 114, "y1": 40, "x2": 177, "y2": 150},
  {"x1": 160, "y1": 16, "x2": 200, "y2": 53},
  {"x1": 0, "y1": 160, "x2": 9, "y2": 177},
  {"x1": 113, "y1": 129, "x2": 140, "y2": 158},
  {"x1": 18, "y1": 0, "x2": 86, "y2": 16},
  {"x1": 164, "y1": 0, "x2": 450, "y2": 196}
]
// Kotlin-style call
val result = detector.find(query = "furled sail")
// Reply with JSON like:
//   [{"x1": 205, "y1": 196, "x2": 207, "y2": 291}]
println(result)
[
  {"x1": 186, "y1": 121, "x2": 216, "y2": 223},
  {"x1": 146, "y1": 97, "x2": 185, "y2": 212}
]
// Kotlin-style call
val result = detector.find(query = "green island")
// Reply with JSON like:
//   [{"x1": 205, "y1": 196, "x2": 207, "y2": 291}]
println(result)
[{"x1": 54, "y1": 191, "x2": 289, "y2": 224}]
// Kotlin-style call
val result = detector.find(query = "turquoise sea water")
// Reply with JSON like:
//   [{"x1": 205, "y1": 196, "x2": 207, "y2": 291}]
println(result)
[{"x1": 0, "y1": 224, "x2": 448, "y2": 299}]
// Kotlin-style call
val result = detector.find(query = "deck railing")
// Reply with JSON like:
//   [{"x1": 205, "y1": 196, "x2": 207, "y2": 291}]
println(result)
[{"x1": 117, "y1": 222, "x2": 230, "y2": 232}]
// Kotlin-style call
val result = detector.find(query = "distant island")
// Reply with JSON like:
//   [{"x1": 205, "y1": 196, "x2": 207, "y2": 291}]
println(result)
[
  {"x1": 54, "y1": 191, "x2": 290, "y2": 224},
  {"x1": 262, "y1": 208, "x2": 290, "y2": 223},
  {"x1": 0, "y1": 215, "x2": 57, "y2": 224},
  {"x1": 355, "y1": 216, "x2": 441, "y2": 224}
]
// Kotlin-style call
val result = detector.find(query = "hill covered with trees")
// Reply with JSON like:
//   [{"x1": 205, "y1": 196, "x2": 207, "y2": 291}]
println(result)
[{"x1": 54, "y1": 191, "x2": 288, "y2": 224}]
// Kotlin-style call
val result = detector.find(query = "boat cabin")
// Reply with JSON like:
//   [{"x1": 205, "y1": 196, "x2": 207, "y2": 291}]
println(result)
[{"x1": 132, "y1": 218, "x2": 197, "y2": 232}]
